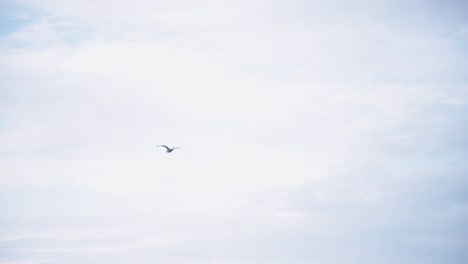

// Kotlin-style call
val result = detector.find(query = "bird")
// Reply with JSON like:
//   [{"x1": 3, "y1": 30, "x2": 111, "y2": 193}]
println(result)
[{"x1": 156, "y1": 145, "x2": 180, "y2": 153}]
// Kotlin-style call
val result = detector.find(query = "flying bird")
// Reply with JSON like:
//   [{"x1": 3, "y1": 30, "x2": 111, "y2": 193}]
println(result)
[{"x1": 156, "y1": 145, "x2": 179, "y2": 153}]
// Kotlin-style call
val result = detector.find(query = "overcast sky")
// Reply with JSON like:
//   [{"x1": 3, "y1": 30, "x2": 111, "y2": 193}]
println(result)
[{"x1": 1, "y1": 0, "x2": 468, "y2": 263}]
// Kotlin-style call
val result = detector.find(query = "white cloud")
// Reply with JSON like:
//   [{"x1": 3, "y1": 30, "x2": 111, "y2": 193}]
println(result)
[{"x1": 1, "y1": 0, "x2": 468, "y2": 263}]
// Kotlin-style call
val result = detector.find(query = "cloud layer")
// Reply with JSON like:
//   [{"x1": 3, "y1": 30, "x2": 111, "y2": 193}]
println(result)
[{"x1": 1, "y1": 0, "x2": 467, "y2": 263}]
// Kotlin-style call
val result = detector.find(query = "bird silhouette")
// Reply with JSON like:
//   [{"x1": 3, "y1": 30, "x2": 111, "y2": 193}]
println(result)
[{"x1": 156, "y1": 145, "x2": 179, "y2": 153}]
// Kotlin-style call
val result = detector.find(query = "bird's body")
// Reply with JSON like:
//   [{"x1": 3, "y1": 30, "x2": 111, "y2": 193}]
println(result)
[{"x1": 157, "y1": 145, "x2": 179, "y2": 153}]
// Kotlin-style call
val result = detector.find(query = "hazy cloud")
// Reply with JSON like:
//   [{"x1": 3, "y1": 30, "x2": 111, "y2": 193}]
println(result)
[{"x1": 1, "y1": 0, "x2": 467, "y2": 263}]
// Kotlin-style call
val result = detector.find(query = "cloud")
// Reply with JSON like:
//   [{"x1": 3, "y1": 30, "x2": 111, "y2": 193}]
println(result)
[{"x1": 1, "y1": 0, "x2": 468, "y2": 263}]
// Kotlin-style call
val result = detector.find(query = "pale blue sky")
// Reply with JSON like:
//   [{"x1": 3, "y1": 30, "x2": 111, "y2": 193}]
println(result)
[{"x1": 1, "y1": 0, "x2": 467, "y2": 263}]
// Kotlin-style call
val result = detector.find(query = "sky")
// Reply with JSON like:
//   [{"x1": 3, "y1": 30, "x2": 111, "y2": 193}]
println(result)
[{"x1": 0, "y1": 0, "x2": 467, "y2": 263}]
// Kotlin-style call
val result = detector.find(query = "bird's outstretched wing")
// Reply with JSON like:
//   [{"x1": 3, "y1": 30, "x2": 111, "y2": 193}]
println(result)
[{"x1": 157, "y1": 145, "x2": 170, "y2": 151}]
